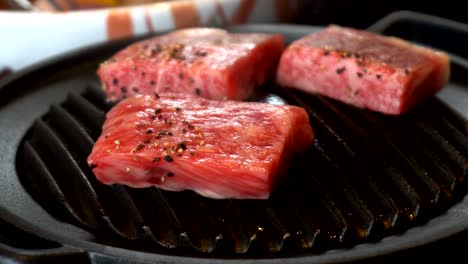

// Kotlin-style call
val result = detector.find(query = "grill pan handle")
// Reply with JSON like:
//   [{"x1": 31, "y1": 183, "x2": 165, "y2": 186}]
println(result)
[
  {"x1": 0, "y1": 243, "x2": 91, "y2": 264},
  {"x1": 368, "y1": 10, "x2": 468, "y2": 61}
]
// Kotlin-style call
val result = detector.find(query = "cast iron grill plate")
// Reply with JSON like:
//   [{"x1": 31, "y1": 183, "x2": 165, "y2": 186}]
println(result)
[{"x1": 16, "y1": 79, "x2": 468, "y2": 256}]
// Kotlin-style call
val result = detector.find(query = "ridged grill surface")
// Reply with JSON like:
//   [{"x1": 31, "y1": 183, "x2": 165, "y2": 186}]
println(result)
[{"x1": 17, "y1": 84, "x2": 468, "y2": 256}]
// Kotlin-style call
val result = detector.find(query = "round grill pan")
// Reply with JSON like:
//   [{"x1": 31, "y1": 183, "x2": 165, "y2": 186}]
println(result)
[{"x1": 1, "y1": 11, "x2": 468, "y2": 264}]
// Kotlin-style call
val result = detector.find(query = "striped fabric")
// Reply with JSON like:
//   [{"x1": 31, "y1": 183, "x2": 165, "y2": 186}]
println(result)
[{"x1": 0, "y1": 0, "x2": 305, "y2": 72}]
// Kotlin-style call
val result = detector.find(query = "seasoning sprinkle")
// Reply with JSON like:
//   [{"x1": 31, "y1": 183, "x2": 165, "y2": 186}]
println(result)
[
  {"x1": 341, "y1": 51, "x2": 351, "y2": 58},
  {"x1": 189, "y1": 151, "x2": 195, "y2": 156},
  {"x1": 114, "y1": 139, "x2": 121, "y2": 145},
  {"x1": 336, "y1": 66, "x2": 346, "y2": 74},
  {"x1": 135, "y1": 143, "x2": 145, "y2": 151},
  {"x1": 113, "y1": 78, "x2": 118, "y2": 85},
  {"x1": 167, "y1": 132, "x2": 173, "y2": 136},
  {"x1": 153, "y1": 157, "x2": 161, "y2": 162},
  {"x1": 182, "y1": 128, "x2": 187, "y2": 133},
  {"x1": 195, "y1": 88, "x2": 201, "y2": 95},
  {"x1": 120, "y1": 86, "x2": 127, "y2": 93},
  {"x1": 175, "y1": 107, "x2": 182, "y2": 111},
  {"x1": 146, "y1": 129, "x2": 153, "y2": 134},
  {"x1": 376, "y1": 74, "x2": 382, "y2": 80},
  {"x1": 132, "y1": 87, "x2": 139, "y2": 93},
  {"x1": 200, "y1": 140, "x2": 206, "y2": 146},
  {"x1": 178, "y1": 72, "x2": 184, "y2": 80},
  {"x1": 149, "y1": 80, "x2": 156, "y2": 86},
  {"x1": 356, "y1": 72, "x2": 363, "y2": 78},
  {"x1": 323, "y1": 50, "x2": 330, "y2": 56},
  {"x1": 404, "y1": 68, "x2": 410, "y2": 75},
  {"x1": 167, "y1": 172, "x2": 174, "y2": 177},
  {"x1": 194, "y1": 50, "x2": 208, "y2": 57},
  {"x1": 188, "y1": 77, "x2": 195, "y2": 84},
  {"x1": 164, "y1": 155, "x2": 174, "y2": 162},
  {"x1": 155, "y1": 108, "x2": 162, "y2": 114},
  {"x1": 177, "y1": 142, "x2": 187, "y2": 150}
]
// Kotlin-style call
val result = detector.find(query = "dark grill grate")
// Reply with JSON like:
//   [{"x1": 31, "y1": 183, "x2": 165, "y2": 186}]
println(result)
[{"x1": 17, "y1": 84, "x2": 468, "y2": 256}]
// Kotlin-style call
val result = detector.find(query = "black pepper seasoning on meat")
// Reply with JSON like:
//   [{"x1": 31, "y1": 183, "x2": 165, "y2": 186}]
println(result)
[
  {"x1": 195, "y1": 88, "x2": 201, "y2": 95},
  {"x1": 357, "y1": 72, "x2": 363, "y2": 78},
  {"x1": 146, "y1": 129, "x2": 153, "y2": 134},
  {"x1": 113, "y1": 78, "x2": 118, "y2": 85},
  {"x1": 404, "y1": 69, "x2": 410, "y2": 75},
  {"x1": 164, "y1": 155, "x2": 174, "y2": 162},
  {"x1": 153, "y1": 92, "x2": 160, "y2": 99},
  {"x1": 132, "y1": 87, "x2": 139, "y2": 93},
  {"x1": 135, "y1": 143, "x2": 145, "y2": 151},
  {"x1": 153, "y1": 157, "x2": 161, "y2": 162},
  {"x1": 194, "y1": 50, "x2": 207, "y2": 57},
  {"x1": 167, "y1": 172, "x2": 174, "y2": 177},
  {"x1": 120, "y1": 86, "x2": 127, "y2": 93},
  {"x1": 155, "y1": 108, "x2": 162, "y2": 114},
  {"x1": 341, "y1": 51, "x2": 351, "y2": 58},
  {"x1": 376, "y1": 74, "x2": 382, "y2": 80},
  {"x1": 178, "y1": 72, "x2": 184, "y2": 80},
  {"x1": 323, "y1": 50, "x2": 330, "y2": 56},
  {"x1": 177, "y1": 142, "x2": 187, "y2": 150},
  {"x1": 150, "y1": 80, "x2": 155, "y2": 86},
  {"x1": 336, "y1": 67, "x2": 346, "y2": 74}
]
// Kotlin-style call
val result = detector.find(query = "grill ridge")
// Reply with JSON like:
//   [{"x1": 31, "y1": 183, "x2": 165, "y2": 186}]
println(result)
[{"x1": 17, "y1": 84, "x2": 468, "y2": 256}]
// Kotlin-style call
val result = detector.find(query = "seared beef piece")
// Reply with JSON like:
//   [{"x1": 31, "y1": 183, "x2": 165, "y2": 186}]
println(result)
[
  {"x1": 277, "y1": 25, "x2": 450, "y2": 115},
  {"x1": 87, "y1": 93, "x2": 314, "y2": 199},
  {"x1": 98, "y1": 28, "x2": 284, "y2": 102}
]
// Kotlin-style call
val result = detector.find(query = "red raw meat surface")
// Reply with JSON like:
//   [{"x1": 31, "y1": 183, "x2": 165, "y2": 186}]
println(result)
[
  {"x1": 87, "y1": 93, "x2": 314, "y2": 199},
  {"x1": 277, "y1": 25, "x2": 450, "y2": 115},
  {"x1": 98, "y1": 28, "x2": 285, "y2": 102}
]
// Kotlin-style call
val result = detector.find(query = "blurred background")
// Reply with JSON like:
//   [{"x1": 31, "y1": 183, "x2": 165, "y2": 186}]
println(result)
[
  {"x1": 2, "y1": 0, "x2": 467, "y2": 27},
  {"x1": 1, "y1": 0, "x2": 467, "y2": 73}
]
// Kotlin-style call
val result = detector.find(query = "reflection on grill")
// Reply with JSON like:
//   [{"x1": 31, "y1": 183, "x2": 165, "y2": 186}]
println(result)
[{"x1": 17, "y1": 84, "x2": 468, "y2": 255}]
